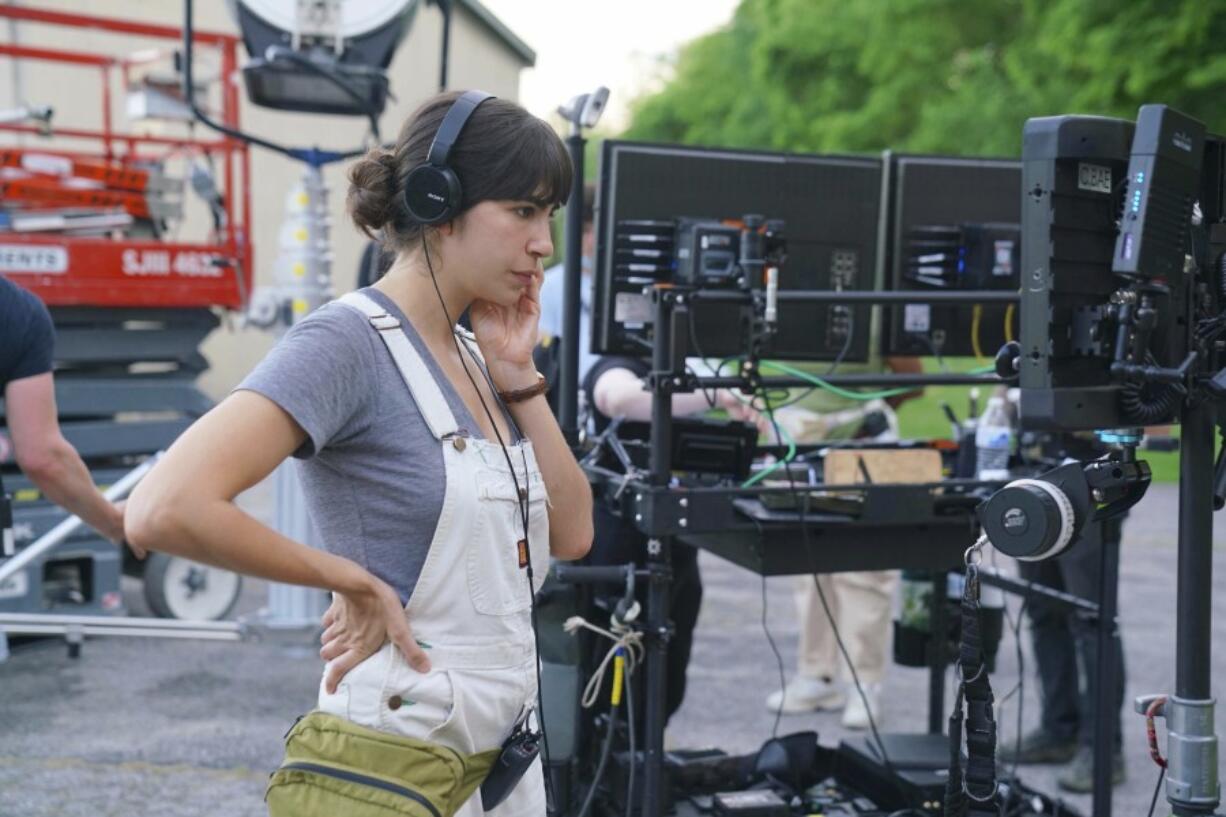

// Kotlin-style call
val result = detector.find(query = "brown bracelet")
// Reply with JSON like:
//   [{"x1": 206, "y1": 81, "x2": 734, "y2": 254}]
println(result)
[{"x1": 498, "y1": 374, "x2": 549, "y2": 405}]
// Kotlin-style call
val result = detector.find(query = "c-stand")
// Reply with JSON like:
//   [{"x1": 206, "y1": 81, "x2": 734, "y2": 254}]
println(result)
[
  {"x1": 978, "y1": 391, "x2": 1221, "y2": 816},
  {"x1": 555, "y1": 86, "x2": 609, "y2": 447},
  {"x1": 614, "y1": 282, "x2": 1018, "y2": 817},
  {"x1": 1153, "y1": 397, "x2": 1219, "y2": 815}
]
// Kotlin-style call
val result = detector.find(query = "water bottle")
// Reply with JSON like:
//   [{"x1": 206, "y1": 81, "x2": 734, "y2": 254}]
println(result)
[{"x1": 975, "y1": 395, "x2": 1013, "y2": 480}]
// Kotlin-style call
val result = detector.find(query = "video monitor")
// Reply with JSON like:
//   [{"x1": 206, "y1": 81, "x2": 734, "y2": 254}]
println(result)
[
  {"x1": 593, "y1": 140, "x2": 884, "y2": 361},
  {"x1": 1018, "y1": 108, "x2": 1217, "y2": 431},
  {"x1": 883, "y1": 155, "x2": 1022, "y2": 358}
]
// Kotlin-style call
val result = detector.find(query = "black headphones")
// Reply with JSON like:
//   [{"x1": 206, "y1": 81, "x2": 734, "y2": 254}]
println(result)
[{"x1": 402, "y1": 90, "x2": 495, "y2": 225}]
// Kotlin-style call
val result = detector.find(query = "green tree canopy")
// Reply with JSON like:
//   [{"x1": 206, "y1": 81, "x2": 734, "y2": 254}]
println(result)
[{"x1": 624, "y1": 0, "x2": 1226, "y2": 157}]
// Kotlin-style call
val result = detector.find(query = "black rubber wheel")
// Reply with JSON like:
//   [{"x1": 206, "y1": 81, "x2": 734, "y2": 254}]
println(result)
[{"x1": 143, "y1": 552, "x2": 242, "y2": 621}]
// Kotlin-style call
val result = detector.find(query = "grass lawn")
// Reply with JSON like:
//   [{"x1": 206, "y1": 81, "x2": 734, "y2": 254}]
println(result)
[{"x1": 894, "y1": 357, "x2": 1181, "y2": 483}]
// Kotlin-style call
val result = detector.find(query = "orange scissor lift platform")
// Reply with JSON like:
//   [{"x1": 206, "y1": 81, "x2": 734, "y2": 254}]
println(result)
[{"x1": 0, "y1": 5, "x2": 252, "y2": 309}]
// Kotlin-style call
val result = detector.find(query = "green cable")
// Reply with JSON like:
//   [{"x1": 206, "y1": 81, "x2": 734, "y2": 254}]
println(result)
[
  {"x1": 742, "y1": 407, "x2": 796, "y2": 487},
  {"x1": 711, "y1": 357, "x2": 913, "y2": 401},
  {"x1": 711, "y1": 357, "x2": 997, "y2": 488},
  {"x1": 761, "y1": 361, "x2": 914, "y2": 401},
  {"x1": 763, "y1": 360, "x2": 996, "y2": 401}
]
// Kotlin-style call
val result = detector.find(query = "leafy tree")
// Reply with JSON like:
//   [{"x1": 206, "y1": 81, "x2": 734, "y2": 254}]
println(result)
[{"x1": 624, "y1": 0, "x2": 1226, "y2": 157}]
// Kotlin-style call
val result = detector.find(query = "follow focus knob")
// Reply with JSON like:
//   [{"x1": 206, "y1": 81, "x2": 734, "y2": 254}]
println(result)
[{"x1": 980, "y1": 478, "x2": 1076, "y2": 561}]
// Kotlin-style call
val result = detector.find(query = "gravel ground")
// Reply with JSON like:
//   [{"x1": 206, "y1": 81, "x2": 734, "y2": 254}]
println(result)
[{"x1": 0, "y1": 483, "x2": 1221, "y2": 817}]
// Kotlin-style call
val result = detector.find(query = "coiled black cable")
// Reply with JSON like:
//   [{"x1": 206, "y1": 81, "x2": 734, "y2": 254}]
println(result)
[{"x1": 1119, "y1": 379, "x2": 1182, "y2": 425}]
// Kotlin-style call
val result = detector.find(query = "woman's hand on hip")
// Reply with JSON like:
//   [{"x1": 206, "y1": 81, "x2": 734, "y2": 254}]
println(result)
[
  {"x1": 319, "y1": 575, "x2": 431, "y2": 693},
  {"x1": 471, "y1": 270, "x2": 543, "y2": 392}
]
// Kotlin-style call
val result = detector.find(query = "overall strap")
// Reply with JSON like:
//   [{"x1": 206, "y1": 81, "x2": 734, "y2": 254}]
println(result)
[
  {"x1": 454, "y1": 327, "x2": 524, "y2": 443},
  {"x1": 336, "y1": 292, "x2": 459, "y2": 440}
]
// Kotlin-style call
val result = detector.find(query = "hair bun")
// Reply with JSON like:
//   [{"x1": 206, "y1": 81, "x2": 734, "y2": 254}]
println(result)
[
  {"x1": 377, "y1": 151, "x2": 398, "y2": 170},
  {"x1": 347, "y1": 147, "x2": 400, "y2": 237}
]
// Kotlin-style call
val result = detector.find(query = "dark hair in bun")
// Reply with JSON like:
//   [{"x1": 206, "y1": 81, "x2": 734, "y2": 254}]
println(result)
[{"x1": 347, "y1": 90, "x2": 573, "y2": 254}]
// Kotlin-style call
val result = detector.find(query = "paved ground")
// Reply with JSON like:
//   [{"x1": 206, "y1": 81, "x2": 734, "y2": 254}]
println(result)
[{"x1": 0, "y1": 483, "x2": 1222, "y2": 816}]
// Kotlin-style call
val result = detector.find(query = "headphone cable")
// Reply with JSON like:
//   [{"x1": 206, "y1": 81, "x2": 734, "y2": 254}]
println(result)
[{"x1": 421, "y1": 237, "x2": 556, "y2": 804}]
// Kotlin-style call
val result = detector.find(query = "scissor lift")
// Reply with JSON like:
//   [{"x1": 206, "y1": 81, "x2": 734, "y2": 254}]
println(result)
[{"x1": 0, "y1": 7, "x2": 252, "y2": 633}]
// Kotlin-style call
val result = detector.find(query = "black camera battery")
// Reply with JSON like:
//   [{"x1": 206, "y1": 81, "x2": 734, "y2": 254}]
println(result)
[
  {"x1": 1113, "y1": 104, "x2": 1206, "y2": 280},
  {"x1": 711, "y1": 790, "x2": 790, "y2": 817}
]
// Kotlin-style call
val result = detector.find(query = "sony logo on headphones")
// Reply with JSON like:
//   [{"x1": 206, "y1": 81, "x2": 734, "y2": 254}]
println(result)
[{"x1": 427, "y1": 192, "x2": 446, "y2": 203}]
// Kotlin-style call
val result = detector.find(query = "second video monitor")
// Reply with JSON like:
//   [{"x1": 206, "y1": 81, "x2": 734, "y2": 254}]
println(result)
[{"x1": 883, "y1": 155, "x2": 1022, "y2": 358}]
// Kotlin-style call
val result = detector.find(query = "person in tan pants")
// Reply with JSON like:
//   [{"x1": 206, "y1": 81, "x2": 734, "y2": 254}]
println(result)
[
  {"x1": 783, "y1": 567, "x2": 900, "y2": 728},
  {"x1": 764, "y1": 356, "x2": 921, "y2": 729}
]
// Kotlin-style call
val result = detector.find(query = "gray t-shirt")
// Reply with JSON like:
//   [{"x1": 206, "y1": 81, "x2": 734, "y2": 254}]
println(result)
[{"x1": 238, "y1": 287, "x2": 507, "y2": 604}]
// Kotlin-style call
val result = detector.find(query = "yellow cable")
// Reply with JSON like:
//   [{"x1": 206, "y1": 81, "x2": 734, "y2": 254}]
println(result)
[
  {"x1": 1004, "y1": 303, "x2": 1015, "y2": 343},
  {"x1": 611, "y1": 652, "x2": 625, "y2": 705},
  {"x1": 971, "y1": 304, "x2": 985, "y2": 360}
]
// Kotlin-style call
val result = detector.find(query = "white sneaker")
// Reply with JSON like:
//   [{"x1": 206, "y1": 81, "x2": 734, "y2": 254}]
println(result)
[
  {"x1": 841, "y1": 682, "x2": 882, "y2": 730},
  {"x1": 765, "y1": 675, "x2": 847, "y2": 714}
]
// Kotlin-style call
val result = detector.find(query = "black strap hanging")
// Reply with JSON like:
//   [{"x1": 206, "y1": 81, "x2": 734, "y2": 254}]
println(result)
[{"x1": 945, "y1": 540, "x2": 999, "y2": 817}]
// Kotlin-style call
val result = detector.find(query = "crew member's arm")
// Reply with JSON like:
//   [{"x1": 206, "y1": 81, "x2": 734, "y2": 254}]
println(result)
[
  {"x1": 593, "y1": 365, "x2": 767, "y2": 430},
  {"x1": 885, "y1": 355, "x2": 924, "y2": 408},
  {"x1": 127, "y1": 393, "x2": 353, "y2": 589},
  {"x1": 5, "y1": 373, "x2": 131, "y2": 553},
  {"x1": 125, "y1": 390, "x2": 432, "y2": 682}
]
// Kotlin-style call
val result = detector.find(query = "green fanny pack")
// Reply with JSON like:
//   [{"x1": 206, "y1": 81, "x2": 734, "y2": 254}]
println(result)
[{"x1": 266, "y1": 711, "x2": 499, "y2": 817}]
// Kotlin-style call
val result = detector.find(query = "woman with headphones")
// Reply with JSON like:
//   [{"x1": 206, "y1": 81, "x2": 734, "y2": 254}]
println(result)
[{"x1": 126, "y1": 91, "x2": 593, "y2": 816}]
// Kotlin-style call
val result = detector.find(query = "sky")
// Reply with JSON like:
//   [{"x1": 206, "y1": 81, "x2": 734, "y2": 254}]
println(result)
[{"x1": 478, "y1": 0, "x2": 740, "y2": 132}]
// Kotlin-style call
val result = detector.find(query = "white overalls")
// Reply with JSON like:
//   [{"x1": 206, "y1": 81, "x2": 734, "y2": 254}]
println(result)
[{"x1": 319, "y1": 292, "x2": 550, "y2": 817}]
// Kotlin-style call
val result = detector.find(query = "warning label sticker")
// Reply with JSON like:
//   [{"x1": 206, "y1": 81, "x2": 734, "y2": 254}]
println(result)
[{"x1": 0, "y1": 244, "x2": 67, "y2": 274}]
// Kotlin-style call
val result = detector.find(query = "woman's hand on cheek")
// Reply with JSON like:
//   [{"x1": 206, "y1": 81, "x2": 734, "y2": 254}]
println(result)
[{"x1": 471, "y1": 271, "x2": 543, "y2": 391}]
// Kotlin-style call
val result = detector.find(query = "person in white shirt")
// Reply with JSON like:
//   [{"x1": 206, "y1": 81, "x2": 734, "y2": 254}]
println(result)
[{"x1": 538, "y1": 183, "x2": 598, "y2": 386}]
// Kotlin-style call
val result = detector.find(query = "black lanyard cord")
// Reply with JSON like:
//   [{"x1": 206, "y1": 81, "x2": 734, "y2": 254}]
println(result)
[
  {"x1": 423, "y1": 238, "x2": 554, "y2": 805},
  {"x1": 945, "y1": 551, "x2": 1000, "y2": 817}
]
